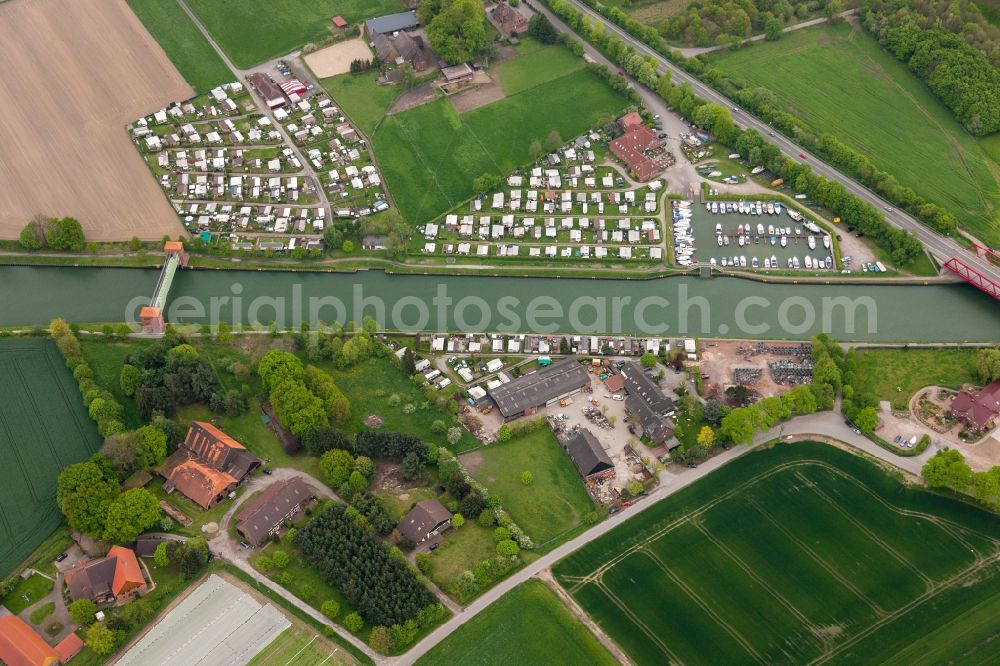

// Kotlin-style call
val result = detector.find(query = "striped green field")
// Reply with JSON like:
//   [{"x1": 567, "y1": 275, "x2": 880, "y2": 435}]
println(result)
[
  {"x1": 706, "y1": 23, "x2": 1000, "y2": 246},
  {"x1": 0, "y1": 339, "x2": 101, "y2": 577},
  {"x1": 554, "y1": 442, "x2": 1000, "y2": 665}
]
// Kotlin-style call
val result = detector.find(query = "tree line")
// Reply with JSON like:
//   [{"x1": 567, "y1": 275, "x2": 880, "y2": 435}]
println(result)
[
  {"x1": 19, "y1": 215, "x2": 85, "y2": 251},
  {"x1": 863, "y1": 0, "x2": 1000, "y2": 136},
  {"x1": 653, "y1": 0, "x2": 846, "y2": 48},
  {"x1": 545, "y1": 0, "x2": 933, "y2": 264}
]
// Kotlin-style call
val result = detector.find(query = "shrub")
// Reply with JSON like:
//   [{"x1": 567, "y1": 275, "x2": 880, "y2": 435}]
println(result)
[
  {"x1": 344, "y1": 611, "x2": 364, "y2": 633},
  {"x1": 321, "y1": 599, "x2": 341, "y2": 619}
]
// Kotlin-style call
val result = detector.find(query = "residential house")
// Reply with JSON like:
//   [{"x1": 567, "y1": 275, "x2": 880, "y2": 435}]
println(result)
[
  {"x1": 159, "y1": 422, "x2": 261, "y2": 509},
  {"x1": 398, "y1": 499, "x2": 452, "y2": 543},
  {"x1": 373, "y1": 31, "x2": 430, "y2": 70},
  {"x1": 235, "y1": 476, "x2": 312, "y2": 546},
  {"x1": 491, "y1": 2, "x2": 528, "y2": 37},
  {"x1": 65, "y1": 545, "x2": 147, "y2": 605},
  {"x1": 950, "y1": 380, "x2": 1000, "y2": 433}
]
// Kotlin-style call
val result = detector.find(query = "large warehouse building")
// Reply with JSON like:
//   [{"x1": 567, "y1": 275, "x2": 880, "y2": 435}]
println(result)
[{"x1": 489, "y1": 356, "x2": 590, "y2": 420}]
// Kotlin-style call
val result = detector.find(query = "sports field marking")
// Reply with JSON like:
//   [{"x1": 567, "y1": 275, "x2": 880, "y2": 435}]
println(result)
[
  {"x1": 792, "y1": 471, "x2": 933, "y2": 588},
  {"x1": 642, "y1": 547, "x2": 765, "y2": 663},
  {"x1": 691, "y1": 516, "x2": 829, "y2": 651},
  {"x1": 284, "y1": 634, "x2": 318, "y2": 666}
]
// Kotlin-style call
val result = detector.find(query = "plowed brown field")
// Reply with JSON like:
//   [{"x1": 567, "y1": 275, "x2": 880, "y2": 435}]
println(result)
[{"x1": 0, "y1": 0, "x2": 193, "y2": 241}]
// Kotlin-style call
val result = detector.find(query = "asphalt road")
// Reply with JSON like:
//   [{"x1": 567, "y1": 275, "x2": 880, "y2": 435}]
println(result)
[{"x1": 554, "y1": 0, "x2": 1000, "y2": 284}]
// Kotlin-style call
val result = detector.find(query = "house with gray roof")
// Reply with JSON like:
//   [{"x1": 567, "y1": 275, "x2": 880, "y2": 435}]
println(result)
[{"x1": 398, "y1": 499, "x2": 452, "y2": 543}]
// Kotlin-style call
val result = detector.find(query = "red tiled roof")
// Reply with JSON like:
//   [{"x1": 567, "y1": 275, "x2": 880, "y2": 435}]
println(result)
[
  {"x1": 951, "y1": 380, "x2": 1000, "y2": 430},
  {"x1": 609, "y1": 125, "x2": 660, "y2": 181},
  {"x1": 332, "y1": 16, "x2": 348, "y2": 28},
  {"x1": 168, "y1": 459, "x2": 237, "y2": 509},
  {"x1": 108, "y1": 545, "x2": 145, "y2": 597},
  {"x1": 55, "y1": 633, "x2": 84, "y2": 663},
  {"x1": 604, "y1": 374, "x2": 626, "y2": 393},
  {"x1": 0, "y1": 616, "x2": 58, "y2": 666},
  {"x1": 619, "y1": 111, "x2": 643, "y2": 129}
]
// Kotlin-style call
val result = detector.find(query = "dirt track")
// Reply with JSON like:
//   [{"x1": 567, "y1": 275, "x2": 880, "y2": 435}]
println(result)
[{"x1": 0, "y1": 0, "x2": 192, "y2": 241}]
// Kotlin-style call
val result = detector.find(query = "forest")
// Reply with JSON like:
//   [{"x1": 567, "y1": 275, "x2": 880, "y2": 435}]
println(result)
[
  {"x1": 292, "y1": 504, "x2": 437, "y2": 627},
  {"x1": 655, "y1": 0, "x2": 843, "y2": 47},
  {"x1": 863, "y1": 0, "x2": 1000, "y2": 135}
]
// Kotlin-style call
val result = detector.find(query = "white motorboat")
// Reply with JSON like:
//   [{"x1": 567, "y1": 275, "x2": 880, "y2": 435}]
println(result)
[
  {"x1": 780, "y1": 236, "x2": 787, "y2": 247},
  {"x1": 808, "y1": 236, "x2": 816, "y2": 250},
  {"x1": 767, "y1": 224, "x2": 775, "y2": 235},
  {"x1": 717, "y1": 235, "x2": 724, "y2": 247},
  {"x1": 793, "y1": 256, "x2": 800, "y2": 269},
  {"x1": 710, "y1": 258, "x2": 717, "y2": 266},
  {"x1": 805, "y1": 256, "x2": 813, "y2": 269},
  {"x1": 774, "y1": 203, "x2": 782, "y2": 214},
  {"x1": 756, "y1": 223, "x2": 765, "y2": 235},
  {"x1": 751, "y1": 166, "x2": 765, "y2": 175},
  {"x1": 721, "y1": 257, "x2": 728, "y2": 267},
  {"x1": 770, "y1": 235, "x2": 777, "y2": 246},
  {"x1": 770, "y1": 255, "x2": 777, "y2": 267},
  {"x1": 787, "y1": 257, "x2": 794, "y2": 269},
  {"x1": 715, "y1": 223, "x2": 722, "y2": 233},
  {"x1": 823, "y1": 235, "x2": 830, "y2": 249},
  {"x1": 825, "y1": 256, "x2": 833, "y2": 269},
  {"x1": 738, "y1": 235, "x2": 745, "y2": 247},
  {"x1": 751, "y1": 256, "x2": 759, "y2": 268},
  {"x1": 724, "y1": 235, "x2": 730, "y2": 246}
]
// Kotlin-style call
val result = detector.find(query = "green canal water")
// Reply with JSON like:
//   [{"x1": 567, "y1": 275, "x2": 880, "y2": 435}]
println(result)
[{"x1": 0, "y1": 266, "x2": 996, "y2": 342}]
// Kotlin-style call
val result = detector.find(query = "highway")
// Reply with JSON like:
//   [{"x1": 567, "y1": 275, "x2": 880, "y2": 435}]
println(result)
[{"x1": 552, "y1": 0, "x2": 1000, "y2": 286}]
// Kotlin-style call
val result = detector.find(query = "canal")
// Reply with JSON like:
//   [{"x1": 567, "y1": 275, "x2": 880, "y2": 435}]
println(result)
[{"x1": 0, "y1": 266, "x2": 996, "y2": 342}]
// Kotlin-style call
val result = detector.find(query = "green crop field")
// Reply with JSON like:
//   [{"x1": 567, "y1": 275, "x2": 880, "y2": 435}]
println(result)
[
  {"x1": 706, "y1": 23, "x2": 1000, "y2": 245},
  {"x1": 416, "y1": 579, "x2": 617, "y2": 666},
  {"x1": 0, "y1": 339, "x2": 101, "y2": 577},
  {"x1": 492, "y1": 41, "x2": 585, "y2": 95},
  {"x1": 460, "y1": 429, "x2": 596, "y2": 548},
  {"x1": 373, "y1": 67, "x2": 629, "y2": 223},
  {"x1": 554, "y1": 441, "x2": 1000, "y2": 665},
  {"x1": 126, "y1": 0, "x2": 232, "y2": 92},
  {"x1": 186, "y1": 0, "x2": 403, "y2": 68}
]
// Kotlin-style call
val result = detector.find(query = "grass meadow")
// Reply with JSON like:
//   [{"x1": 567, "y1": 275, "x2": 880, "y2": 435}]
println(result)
[
  {"x1": 126, "y1": 0, "x2": 232, "y2": 92},
  {"x1": 373, "y1": 66, "x2": 628, "y2": 223},
  {"x1": 416, "y1": 579, "x2": 617, "y2": 666},
  {"x1": 186, "y1": 0, "x2": 403, "y2": 68},
  {"x1": 554, "y1": 441, "x2": 1000, "y2": 666},
  {"x1": 707, "y1": 23, "x2": 1000, "y2": 245},
  {"x1": 320, "y1": 356, "x2": 481, "y2": 452},
  {"x1": 460, "y1": 429, "x2": 596, "y2": 548},
  {"x1": 320, "y1": 70, "x2": 399, "y2": 135},
  {"x1": 852, "y1": 347, "x2": 981, "y2": 410},
  {"x1": 0, "y1": 339, "x2": 102, "y2": 577}
]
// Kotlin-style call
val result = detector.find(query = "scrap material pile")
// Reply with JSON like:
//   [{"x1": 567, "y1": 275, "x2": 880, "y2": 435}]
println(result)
[
  {"x1": 582, "y1": 406, "x2": 613, "y2": 430},
  {"x1": 732, "y1": 367, "x2": 763, "y2": 385},
  {"x1": 767, "y1": 359, "x2": 814, "y2": 384}
]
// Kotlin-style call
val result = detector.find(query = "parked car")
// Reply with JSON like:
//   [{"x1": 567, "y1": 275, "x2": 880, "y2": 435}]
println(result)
[
  {"x1": 239, "y1": 541, "x2": 251, "y2": 550},
  {"x1": 429, "y1": 542, "x2": 440, "y2": 552},
  {"x1": 621, "y1": 500, "x2": 633, "y2": 508},
  {"x1": 799, "y1": 153, "x2": 807, "y2": 159},
  {"x1": 55, "y1": 552, "x2": 68, "y2": 562},
  {"x1": 262, "y1": 468, "x2": 272, "y2": 476}
]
